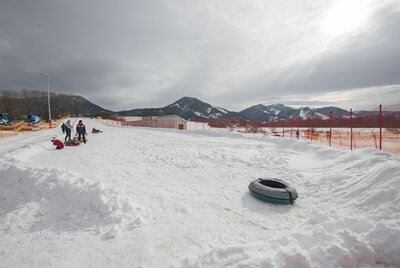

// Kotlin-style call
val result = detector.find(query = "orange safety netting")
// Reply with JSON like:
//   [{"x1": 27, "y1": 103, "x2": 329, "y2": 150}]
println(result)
[
  {"x1": 0, "y1": 115, "x2": 69, "y2": 139},
  {"x1": 301, "y1": 104, "x2": 400, "y2": 157}
]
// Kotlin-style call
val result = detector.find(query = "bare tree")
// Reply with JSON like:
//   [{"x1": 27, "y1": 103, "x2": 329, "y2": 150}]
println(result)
[
  {"x1": 0, "y1": 90, "x2": 18, "y2": 121},
  {"x1": 20, "y1": 89, "x2": 35, "y2": 117}
]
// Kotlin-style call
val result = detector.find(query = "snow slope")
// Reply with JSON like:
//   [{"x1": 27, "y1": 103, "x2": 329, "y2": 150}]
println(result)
[{"x1": 0, "y1": 118, "x2": 399, "y2": 267}]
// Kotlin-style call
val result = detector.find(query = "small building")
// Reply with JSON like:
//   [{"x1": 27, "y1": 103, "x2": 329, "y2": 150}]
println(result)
[{"x1": 121, "y1": 115, "x2": 187, "y2": 130}]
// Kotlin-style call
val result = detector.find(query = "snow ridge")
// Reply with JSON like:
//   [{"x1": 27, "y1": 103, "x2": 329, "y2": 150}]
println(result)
[{"x1": 0, "y1": 158, "x2": 144, "y2": 236}]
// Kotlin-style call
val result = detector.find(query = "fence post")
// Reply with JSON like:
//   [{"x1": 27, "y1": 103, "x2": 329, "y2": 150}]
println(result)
[
  {"x1": 350, "y1": 108, "x2": 353, "y2": 150},
  {"x1": 291, "y1": 117, "x2": 293, "y2": 138},
  {"x1": 380, "y1": 104, "x2": 382, "y2": 150},
  {"x1": 330, "y1": 112, "x2": 332, "y2": 146},
  {"x1": 311, "y1": 113, "x2": 314, "y2": 141},
  {"x1": 297, "y1": 116, "x2": 300, "y2": 140},
  {"x1": 282, "y1": 119, "x2": 284, "y2": 137}
]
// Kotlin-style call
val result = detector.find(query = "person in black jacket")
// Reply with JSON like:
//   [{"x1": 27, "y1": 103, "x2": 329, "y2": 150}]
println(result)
[
  {"x1": 61, "y1": 123, "x2": 66, "y2": 133},
  {"x1": 76, "y1": 120, "x2": 87, "y2": 143}
]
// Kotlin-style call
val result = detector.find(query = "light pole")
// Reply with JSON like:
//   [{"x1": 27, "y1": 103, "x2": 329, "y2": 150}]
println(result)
[{"x1": 41, "y1": 72, "x2": 54, "y2": 127}]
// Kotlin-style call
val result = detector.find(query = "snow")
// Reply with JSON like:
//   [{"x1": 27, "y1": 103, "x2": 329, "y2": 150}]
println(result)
[
  {"x1": 1, "y1": 118, "x2": 399, "y2": 267},
  {"x1": 315, "y1": 112, "x2": 329, "y2": 120},
  {"x1": 175, "y1": 103, "x2": 188, "y2": 111},
  {"x1": 193, "y1": 111, "x2": 206, "y2": 118},
  {"x1": 269, "y1": 108, "x2": 280, "y2": 115},
  {"x1": 210, "y1": 113, "x2": 223, "y2": 118},
  {"x1": 299, "y1": 109, "x2": 307, "y2": 119},
  {"x1": 215, "y1": 107, "x2": 228, "y2": 114}
]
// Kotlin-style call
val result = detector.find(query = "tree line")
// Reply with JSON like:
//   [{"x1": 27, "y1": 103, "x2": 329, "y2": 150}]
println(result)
[
  {"x1": 0, "y1": 89, "x2": 119, "y2": 123},
  {"x1": 0, "y1": 89, "x2": 74, "y2": 122}
]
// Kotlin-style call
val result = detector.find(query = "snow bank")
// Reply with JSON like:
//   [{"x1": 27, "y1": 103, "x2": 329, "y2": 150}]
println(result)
[
  {"x1": 0, "y1": 158, "x2": 144, "y2": 236},
  {"x1": 176, "y1": 230, "x2": 378, "y2": 267}
]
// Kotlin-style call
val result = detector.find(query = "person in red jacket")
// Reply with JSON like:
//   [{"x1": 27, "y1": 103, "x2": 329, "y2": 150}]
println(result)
[
  {"x1": 76, "y1": 120, "x2": 87, "y2": 143},
  {"x1": 53, "y1": 139, "x2": 64, "y2": 149}
]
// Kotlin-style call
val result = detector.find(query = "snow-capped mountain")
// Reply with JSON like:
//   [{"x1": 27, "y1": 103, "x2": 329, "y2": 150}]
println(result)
[
  {"x1": 118, "y1": 97, "x2": 241, "y2": 120},
  {"x1": 118, "y1": 98, "x2": 351, "y2": 121},
  {"x1": 162, "y1": 97, "x2": 241, "y2": 120},
  {"x1": 239, "y1": 104, "x2": 349, "y2": 121}
]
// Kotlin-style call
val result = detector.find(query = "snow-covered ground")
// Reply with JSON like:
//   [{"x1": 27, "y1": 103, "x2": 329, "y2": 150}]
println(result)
[{"x1": 0, "y1": 118, "x2": 399, "y2": 267}]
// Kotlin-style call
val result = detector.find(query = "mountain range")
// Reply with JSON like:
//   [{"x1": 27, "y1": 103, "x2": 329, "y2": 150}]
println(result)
[
  {"x1": 3, "y1": 92, "x2": 388, "y2": 122},
  {"x1": 117, "y1": 96, "x2": 350, "y2": 121},
  {"x1": 238, "y1": 103, "x2": 349, "y2": 121}
]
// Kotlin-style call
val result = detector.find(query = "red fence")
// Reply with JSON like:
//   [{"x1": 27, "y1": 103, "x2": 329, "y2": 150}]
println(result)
[
  {"x1": 189, "y1": 104, "x2": 400, "y2": 157},
  {"x1": 100, "y1": 105, "x2": 400, "y2": 157}
]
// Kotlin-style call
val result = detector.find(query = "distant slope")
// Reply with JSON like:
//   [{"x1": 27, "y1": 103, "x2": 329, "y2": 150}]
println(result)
[
  {"x1": 239, "y1": 104, "x2": 350, "y2": 121},
  {"x1": 163, "y1": 97, "x2": 241, "y2": 120},
  {"x1": 17, "y1": 94, "x2": 115, "y2": 118}
]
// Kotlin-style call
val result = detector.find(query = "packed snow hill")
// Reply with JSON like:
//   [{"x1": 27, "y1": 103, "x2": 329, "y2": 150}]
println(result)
[{"x1": 0, "y1": 118, "x2": 399, "y2": 267}]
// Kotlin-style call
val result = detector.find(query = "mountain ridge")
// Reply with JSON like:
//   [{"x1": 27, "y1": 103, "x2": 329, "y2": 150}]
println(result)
[
  {"x1": 238, "y1": 103, "x2": 350, "y2": 121},
  {"x1": 118, "y1": 96, "x2": 353, "y2": 121},
  {"x1": 118, "y1": 96, "x2": 242, "y2": 120},
  {"x1": 3, "y1": 91, "x2": 387, "y2": 121}
]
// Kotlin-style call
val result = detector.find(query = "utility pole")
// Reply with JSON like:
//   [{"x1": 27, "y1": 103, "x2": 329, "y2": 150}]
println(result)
[{"x1": 41, "y1": 73, "x2": 54, "y2": 127}]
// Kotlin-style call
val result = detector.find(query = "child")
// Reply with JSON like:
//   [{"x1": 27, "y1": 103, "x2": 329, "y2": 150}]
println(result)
[{"x1": 53, "y1": 139, "x2": 64, "y2": 149}]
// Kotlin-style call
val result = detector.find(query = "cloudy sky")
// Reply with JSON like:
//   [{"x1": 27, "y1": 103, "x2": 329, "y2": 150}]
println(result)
[{"x1": 1, "y1": 0, "x2": 399, "y2": 111}]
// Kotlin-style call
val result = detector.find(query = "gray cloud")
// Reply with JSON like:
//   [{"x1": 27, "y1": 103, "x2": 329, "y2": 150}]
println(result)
[
  {"x1": 289, "y1": 7, "x2": 400, "y2": 91},
  {"x1": 221, "y1": 3, "x2": 400, "y2": 110},
  {"x1": 0, "y1": 0, "x2": 399, "y2": 111}
]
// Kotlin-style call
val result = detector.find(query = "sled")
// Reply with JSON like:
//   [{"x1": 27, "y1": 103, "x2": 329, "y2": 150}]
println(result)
[
  {"x1": 64, "y1": 140, "x2": 81, "y2": 146},
  {"x1": 73, "y1": 136, "x2": 88, "y2": 142}
]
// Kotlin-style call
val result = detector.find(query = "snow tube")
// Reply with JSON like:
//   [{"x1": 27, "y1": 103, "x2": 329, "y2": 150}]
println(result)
[
  {"x1": 27, "y1": 114, "x2": 41, "y2": 125},
  {"x1": 64, "y1": 140, "x2": 80, "y2": 146},
  {"x1": 92, "y1": 129, "x2": 102, "y2": 133},
  {"x1": 248, "y1": 178, "x2": 298, "y2": 204},
  {"x1": 73, "y1": 137, "x2": 88, "y2": 142}
]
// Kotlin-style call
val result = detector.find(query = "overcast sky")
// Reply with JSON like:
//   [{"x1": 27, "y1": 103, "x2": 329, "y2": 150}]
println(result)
[{"x1": 1, "y1": 0, "x2": 399, "y2": 111}]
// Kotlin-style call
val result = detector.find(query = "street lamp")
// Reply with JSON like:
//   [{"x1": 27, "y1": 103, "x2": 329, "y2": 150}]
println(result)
[{"x1": 41, "y1": 72, "x2": 54, "y2": 127}]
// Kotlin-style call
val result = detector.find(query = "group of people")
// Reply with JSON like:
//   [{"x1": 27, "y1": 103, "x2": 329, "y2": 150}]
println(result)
[
  {"x1": 61, "y1": 119, "x2": 87, "y2": 143},
  {"x1": 53, "y1": 119, "x2": 87, "y2": 150}
]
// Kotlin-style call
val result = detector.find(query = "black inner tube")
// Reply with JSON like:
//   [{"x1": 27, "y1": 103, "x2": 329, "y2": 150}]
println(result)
[
  {"x1": 284, "y1": 188, "x2": 294, "y2": 205},
  {"x1": 259, "y1": 180, "x2": 286, "y2": 188}
]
